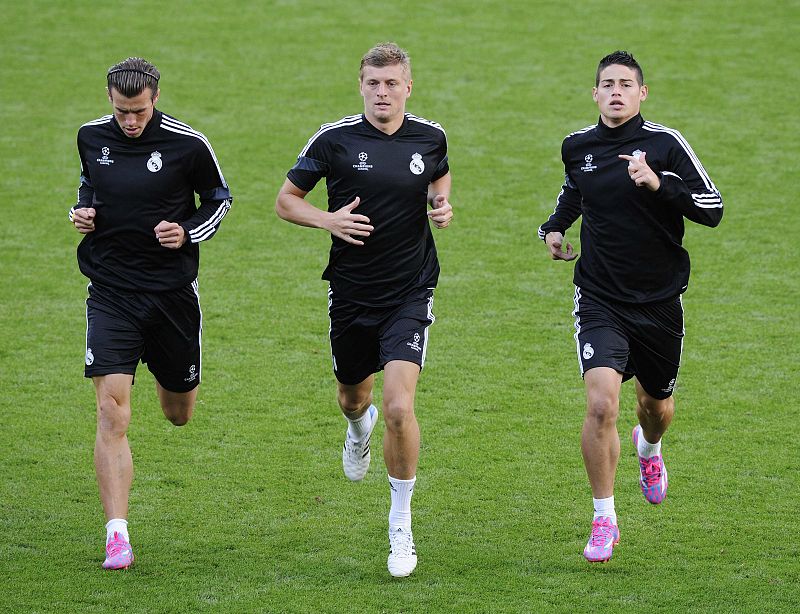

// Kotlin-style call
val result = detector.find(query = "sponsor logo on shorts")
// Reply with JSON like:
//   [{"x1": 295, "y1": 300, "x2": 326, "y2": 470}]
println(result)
[
  {"x1": 184, "y1": 364, "x2": 197, "y2": 382},
  {"x1": 582, "y1": 343, "x2": 594, "y2": 360},
  {"x1": 407, "y1": 332, "x2": 422, "y2": 353},
  {"x1": 662, "y1": 378, "x2": 676, "y2": 394},
  {"x1": 409, "y1": 152, "x2": 425, "y2": 175},
  {"x1": 147, "y1": 151, "x2": 163, "y2": 173},
  {"x1": 85, "y1": 348, "x2": 94, "y2": 366}
]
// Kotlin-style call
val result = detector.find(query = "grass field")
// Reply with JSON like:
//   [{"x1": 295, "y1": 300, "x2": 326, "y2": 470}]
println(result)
[{"x1": 1, "y1": 0, "x2": 799, "y2": 611}]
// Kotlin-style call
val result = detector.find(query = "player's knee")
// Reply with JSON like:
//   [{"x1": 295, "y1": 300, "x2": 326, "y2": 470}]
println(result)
[
  {"x1": 638, "y1": 395, "x2": 673, "y2": 419},
  {"x1": 167, "y1": 414, "x2": 190, "y2": 427},
  {"x1": 338, "y1": 391, "x2": 371, "y2": 417},
  {"x1": 383, "y1": 399, "x2": 413, "y2": 432},
  {"x1": 96, "y1": 396, "x2": 130, "y2": 435},
  {"x1": 586, "y1": 396, "x2": 619, "y2": 424},
  {"x1": 163, "y1": 403, "x2": 193, "y2": 426}
]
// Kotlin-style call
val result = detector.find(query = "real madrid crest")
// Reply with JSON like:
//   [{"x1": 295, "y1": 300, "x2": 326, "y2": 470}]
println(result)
[
  {"x1": 147, "y1": 151, "x2": 163, "y2": 173},
  {"x1": 409, "y1": 152, "x2": 424, "y2": 175}
]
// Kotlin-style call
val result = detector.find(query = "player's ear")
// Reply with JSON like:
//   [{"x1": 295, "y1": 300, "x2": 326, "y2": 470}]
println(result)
[
  {"x1": 592, "y1": 87, "x2": 599, "y2": 103},
  {"x1": 406, "y1": 79, "x2": 413, "y2": 98},
  {"x1": 639, "y1": 84, "x2": 648, "y2": 102},
  {"x1": 107, "y1": 87, "x2": 113, "y2": 103},
  {"x1": 152, "y1": 88, "x2": 160, "y2": 105}
]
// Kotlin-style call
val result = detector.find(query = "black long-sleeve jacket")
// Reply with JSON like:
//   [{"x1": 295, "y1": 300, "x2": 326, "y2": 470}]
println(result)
[
  {"x1": 538, "y1": 113, "x2": 722, "y2": 304},
  {"x1": 71, "y1": 109, "x2": 232, "y2": 292}
]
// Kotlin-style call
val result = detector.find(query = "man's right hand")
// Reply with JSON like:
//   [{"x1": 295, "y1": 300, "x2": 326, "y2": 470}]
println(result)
[
  {"x1": 545, "y1": 231, "x2": 577, "y2": 261},
  {"x1": 73, "y1": 207, "x2": 96, "y2": 234},
  {"x1": 325, "y1": 197, "x2": 373, "y2": 246}
]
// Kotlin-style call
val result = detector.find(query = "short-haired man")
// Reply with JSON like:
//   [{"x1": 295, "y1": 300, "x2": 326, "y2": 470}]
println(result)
[
  {"x1": 538, "y1": 51, "x2": 723, "y2": 562},
  {"x1": 71, "y1": 57, "x2": 232, "y2": 569},
  {"x1": 276, "y1": 42, "x2": 452, "y2": 577}
]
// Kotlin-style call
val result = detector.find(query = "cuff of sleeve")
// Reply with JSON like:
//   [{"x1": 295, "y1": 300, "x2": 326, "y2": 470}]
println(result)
[
  {"x1": 538, "y1": 226, "x2": 562, "y2": 241},
  {"x1": 655, "y1": 172, "x2": 668, "y2": 196}
]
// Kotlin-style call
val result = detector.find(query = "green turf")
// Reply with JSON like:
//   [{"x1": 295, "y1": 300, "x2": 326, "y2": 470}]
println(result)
[{"x1": 1, "y1": 0, "x2": 798, "y2": 611}]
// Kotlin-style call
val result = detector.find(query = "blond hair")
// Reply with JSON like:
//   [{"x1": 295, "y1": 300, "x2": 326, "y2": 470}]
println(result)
[{"x1": 359, "y1": 43, "x2": 411, "y2": 80}]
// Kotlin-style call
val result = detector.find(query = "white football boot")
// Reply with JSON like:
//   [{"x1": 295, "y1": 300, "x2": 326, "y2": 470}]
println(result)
[
  {"x1": 342, "y1": 405, "x2": 378, "y2": 481},
  {"x1": 387, "y1": 527, "x2": 417, "y2": 577}
]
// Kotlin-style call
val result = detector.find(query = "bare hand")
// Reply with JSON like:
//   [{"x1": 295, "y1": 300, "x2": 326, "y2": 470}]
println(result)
[
  {"x1": 72, "y1": 207, "x2": 96, "y2": 234},
  {"x1": 618, "y1": 151, "x2": 660, "y2": 191},
  {"x1": 325, "y1": 197, "x2": 373, "y2": 245},
  {"x1": 546, "y1": 231, "x2": 577, "y2": 261},
  {"x1": 428, "y1": 194, "x2": 453, "y2": 228},
  {"x1": 154, "y1": 220, "x2": 187, "y2": 249}
]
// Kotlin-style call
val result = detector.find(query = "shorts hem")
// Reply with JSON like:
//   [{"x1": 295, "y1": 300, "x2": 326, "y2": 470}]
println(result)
[
  {"x1": 636, "y1": 381, "x2": 675, "y2": 400},
  {"x1": 155, "y1": 378, "x2": 201, "y2": 394},
  {"x1": 84, "y1": 368, "x2": 136, "y2": 379}
]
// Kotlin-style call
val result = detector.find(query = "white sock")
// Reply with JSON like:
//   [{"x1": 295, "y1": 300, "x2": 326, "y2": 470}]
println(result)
[
  {"x1": 105, "y1": 518, "x2": 129, "y2": 544},
  {"x1": 637, "y1": 429, "x2": 662, "y2": 458},
  {"x1": 593, "y1": 496, "x2": 616, "y2": 524},
  {"x1": 388, "y1": 475, "x2": 415, "y2": 531},
  {"x1": 346, "y1": 404, "x2": 376, "y2": 440}
]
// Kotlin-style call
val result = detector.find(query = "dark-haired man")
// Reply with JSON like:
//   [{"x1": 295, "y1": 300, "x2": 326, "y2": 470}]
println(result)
[
  {"x1": 70, "y1": 57, "x2": 232, "y2": 569},
  {"x1": 276, "y1": 42, "x2": 452, "y2": 578},
  {"x1": 538, "y1": 50, "x2": 722, "y2": 562}
]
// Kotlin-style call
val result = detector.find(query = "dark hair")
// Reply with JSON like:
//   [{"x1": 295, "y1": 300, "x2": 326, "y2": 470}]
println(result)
[
  {"x1": 360, "y1": 42, "x2": 411, "y2": 80},
  {"x1": 596, "y1": 51, "x2": 643, "y2": 86},
  {"x1": 107, "y1": 57, "x2": 160, "y2": 99}
]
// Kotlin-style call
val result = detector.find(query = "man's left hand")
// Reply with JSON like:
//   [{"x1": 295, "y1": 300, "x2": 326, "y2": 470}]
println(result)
[
  {"x1": 154, "y1": 221, "x2": 187, "y2": 249},
  {"x1": 428, "y1": 194, "x2": 453, "y2": 228},
  {"x1": 619, "y1": 151, "x2": 660, "y2": 191}
]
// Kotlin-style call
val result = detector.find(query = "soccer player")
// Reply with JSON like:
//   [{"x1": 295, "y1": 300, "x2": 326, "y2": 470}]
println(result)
[
  {"x1": 70, "y1": 57, "x2": 232, "y2": 570},
  {"x1": 275, "y1": 42, "x2": 452, "y2": 578},
  {"x1": 537, "y1": 51, "x2": 723, "y2": 563}
]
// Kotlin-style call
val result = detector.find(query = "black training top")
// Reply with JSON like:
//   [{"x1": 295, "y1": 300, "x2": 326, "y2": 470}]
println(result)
[
  {"x1": 287, "y1": 113, "x2": 449, "y2": 307},
  {"x1": 72, "y1": 109, "x2": 232, "y2": 292},
  {"x1": 538, "y1": 113, "x2": 723, "y2": 304}
]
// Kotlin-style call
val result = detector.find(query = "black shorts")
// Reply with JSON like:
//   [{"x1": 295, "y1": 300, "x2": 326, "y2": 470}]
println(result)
[
  {"x1": 328, "y1": 288, "x2": 435, "y2": 386},
  {"x1": 84, "y1": 281, "x2": 202, "y2": 393},
  {"x1": 572, "y1": 287, "x2": 684, "y2": 399}
]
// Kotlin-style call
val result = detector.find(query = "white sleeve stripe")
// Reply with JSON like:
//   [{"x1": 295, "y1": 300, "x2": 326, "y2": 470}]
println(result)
[
  {"x1": 538, "y1": 187, "x2": 567, "y2": 239},
  {"x1": 190, "y1": 200, "x2": 230, "y2": 236},
  {"x1": 189, "y1": 200, "x2": 231, "y2": 239},
  {"x1": 159, "y1": 121, "x2": 228, "y2": 188},
  {"x1": 192, "y1": 226, "x2": 218, "y2": 242},
  {"x1": 192, "y1": 212, "x2": 228, "y2": 241},
  {"x1": 692, "y1": 189, "x2": 722, "y2": 205},
  {"x1": 189, "y1": 202, "x2": 230, "y2": 239},
  {"x1": 81, "y1": 115, "x2": 113, "y2": 127},
  {"x1": 567, "y1": 124, "x2": 596, "y2": 138},
  {"x1": 661, "y1": 171, "x2": 682, "y2": 179},
  {"x1": 298, "y1": 116, "x2": 363, "y2": 157},
  {"x1": 642, "y1": 122, "x2": 718, "y2": 193},
  {"x1": 405, "y1": 113, "x2": 446, "y2": 135},
  {"x1": 160, "y1": 115, "x2": 193, "y2": 130}
]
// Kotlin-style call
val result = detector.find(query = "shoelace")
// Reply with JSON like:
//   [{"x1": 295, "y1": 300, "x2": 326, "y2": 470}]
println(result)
[
  {"x1": 390, "y1": 530, "x2": 414, "y2": 555},
  {"x1": 106, "y1": 533, "x2": 130, "y2": 557},
  {"x1": 589, "y1": 521, "x2": 615, "y2": 547},
  {"x1": 639, "y1": 456, "x2": 663, "y2": 486},
  {"x1": 345, "y1": 434, "x2": 370, "y2": 453}
]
